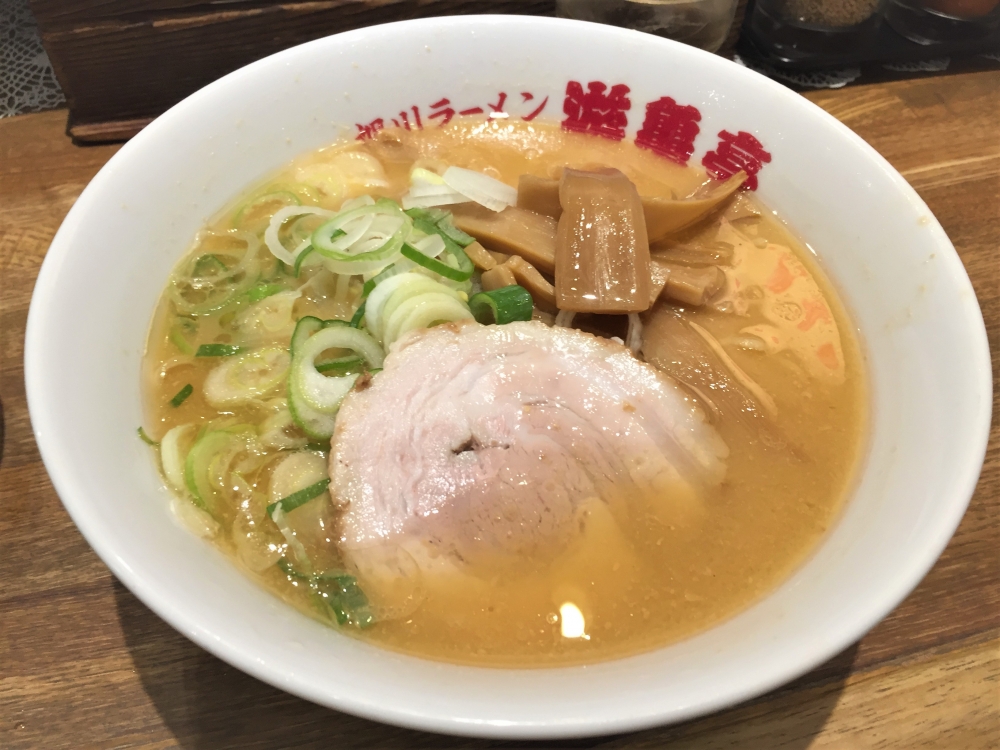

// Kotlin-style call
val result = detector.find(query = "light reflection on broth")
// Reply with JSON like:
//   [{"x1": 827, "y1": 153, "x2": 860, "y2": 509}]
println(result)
[{"x1": 142, "y1": 119, "x2": 867, "y2": 667}]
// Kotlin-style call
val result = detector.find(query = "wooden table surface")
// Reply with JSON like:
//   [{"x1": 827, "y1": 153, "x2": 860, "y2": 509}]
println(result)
[{"x1": 1, "y1": 72, "x2": 998, "y2": 749}]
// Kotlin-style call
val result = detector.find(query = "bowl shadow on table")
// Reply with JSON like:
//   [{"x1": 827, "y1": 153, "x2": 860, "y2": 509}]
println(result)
[{"x1": 114, "y1": 579, "x2": 858, "y2": 750}]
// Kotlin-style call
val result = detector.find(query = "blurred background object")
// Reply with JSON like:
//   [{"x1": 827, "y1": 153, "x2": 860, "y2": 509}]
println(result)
[
  {"x1": 747, "y1": 0, "x2": 886, "y2": 57},
  {"x1": 554, "y1": 0, "x2": 740, "y2": 52},
  {"x1": 884, "y1": 0, "x2": 1000, "y2": 43},
  {"x1": 23, "y1": 0, "x2": 553, "y2": 141},
  {"x1": 740, "y1": 0, "x2": 999, "y2": 77},
  {"x1": 3, "y1": 0, "x2": 997, "y2": 138}
]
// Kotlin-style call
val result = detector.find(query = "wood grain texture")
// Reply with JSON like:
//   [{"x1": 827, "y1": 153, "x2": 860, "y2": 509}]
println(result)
[{"x1": 1, "y1": 72, "x2": 998, "y2": 749}]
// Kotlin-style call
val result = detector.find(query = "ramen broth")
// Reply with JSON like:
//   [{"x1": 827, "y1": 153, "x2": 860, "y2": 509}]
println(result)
[{"x1": 143, "y1": 119, "x2": 866, "y2": 667}]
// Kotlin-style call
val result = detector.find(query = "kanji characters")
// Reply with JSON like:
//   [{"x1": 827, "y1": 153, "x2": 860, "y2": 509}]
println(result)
[
  {"x1": 355, "y1": 118, "x2": 384, "y2": 141},
  {"x1": 561, "y1": 81, "x2": 631, "y2": 141},
  {"x1": 635, "y1": 97, "x2": 702, "y2": 165},
  {"x1": 702, "y1": 130, "x2": 772, "y2": 190}
]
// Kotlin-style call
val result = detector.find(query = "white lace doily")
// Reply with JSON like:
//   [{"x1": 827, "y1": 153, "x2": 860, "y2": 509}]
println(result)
[
  {"x1": 883, "y1": 58, "x2": 951, "y2": 73},
  {"x1": 1, "y1": 0, "x2": 65, "y2": 118},
  {"x1": 733, "y1": 52, "x2": 862, "y2": 89}
]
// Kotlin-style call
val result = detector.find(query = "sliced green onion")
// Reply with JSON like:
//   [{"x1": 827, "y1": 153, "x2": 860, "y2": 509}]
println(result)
[
  {"x1": 247, "y1": 282, "x2": 286, "y2": 303},
  {"x1": 277, "y1": 557, "x2": 311, "y2": 580},
  {"x1": 404, "y1": 206, "x2": 448, "y2": 223},
  {"x1": 362, "y1": 263, "x2": 410, "y2": 300},
  {"x1": 266, "y1": 478, "x2": 330, "y2": 518},
  {"x1": 400, "y1": 242, "x2": 472, "y2": 283},
  {"x1": 259, "y1": 408, "x2": 308, "y2": 451},
  {"x1": 350, "y1": 300, "x2": 366, "y2": 328},
  {"x1": 317, "y1": 574, "x2": 374, "y2": 628},
  {"x1": 137, "y1": 426, "x2": 158, "y2": 446},
  {"x1": 290, "y1": 316, "x2": 324, "y2": 353},
  {"x1": 168, "y1": 318, "x2": 197, "y2": 355},
  {"x1": 279, "y1": 561, "x2": 374, "y2": 628},
  {"x1": 193, "y1": 254, "x2": 228, "y2": 276},
  {"x1": 203, "y1": 346, "x2": 290, "y2": 408},
  {"x1": 265, "y1": 206, "x2": 334, "y2": 266},
  {"x1": 160, "y1": 423, "x2": 195, "y2": 492},
  {"x1": 410, "y1": 217, "x2": 475, "y2": 281},
  {"x1": 293, "y1": 324, "x2": 383, "y2": 412},
  {"x1": 310, "y1": 226, "x2": 346, "y2": 252},
  {"x1": 293, "y1": 245, "x2": 315, "y2": 277},
  {"x1": 435, "y1": 215, "x2": 475, "y2": 247},
  {"x1": 469, "y1": 286, "x2": 534, "y2": 325},
  {"x1": 304, "y1": 441, "x2": 331, "y2": 452},
  {"x1": 234, "y1": 190, "x2": 301, "y2": 234},
  {"x1": 286, "y1": 317, "x2": 382, "y2": 440},
  {"x1": 183, "y1": 426, "x2": 254, "y2": 511},
  {"x1": 310, "y1": 201, "x2": 411, "y2": 275},
  {"x1": 316, "y1": 355, "x2": 363, "y2": 374},
  {"x1": 365, "y1": 272, "x2": 470, "y2": 347},
  {"x1": 196, "y1": 343, "x2": 243, "y2": 357},
  {"x1": 382, "y1": 292, "x2": 473, "y2": 348},
  {"x1": 170, "y1": 233, "x2": 261, "y2": 317},
  {"x1": 170, "y1": 383, "x2": 194, "y2": 407},
  {"x1": 411, "y1": 217, "x2": 445, "y2": 240}
]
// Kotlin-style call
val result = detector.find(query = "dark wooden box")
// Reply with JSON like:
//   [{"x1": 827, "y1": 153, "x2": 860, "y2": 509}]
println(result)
[{"x1": 31, "y1": 0, "x2": 554, "y2": 143}]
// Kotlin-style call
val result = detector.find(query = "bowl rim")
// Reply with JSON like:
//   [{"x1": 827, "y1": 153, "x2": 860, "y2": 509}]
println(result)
[{"x1": 25, "y1": 14, "x2": 993, "y2": 739}]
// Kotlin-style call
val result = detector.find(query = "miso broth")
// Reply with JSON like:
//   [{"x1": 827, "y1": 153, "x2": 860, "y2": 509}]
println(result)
[{"x1": 142, "y1": 119, "x2": 866, "y2": 667}]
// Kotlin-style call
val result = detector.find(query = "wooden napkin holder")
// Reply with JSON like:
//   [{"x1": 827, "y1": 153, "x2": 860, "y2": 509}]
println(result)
[{"x1": 31, "y1": 0, "x2": 553, "y2": 144}]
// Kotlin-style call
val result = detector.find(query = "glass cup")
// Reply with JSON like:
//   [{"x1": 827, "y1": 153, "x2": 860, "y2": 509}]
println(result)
[
  {"x1": 748, "y1": 0, "x2": 886, "y2": 57},
  {"x1": 556, "y1": 0, "x2": 741, "y2": 53},
  {"x1": 884, "y1": 0, "x2": 1000, "y2": 43}
]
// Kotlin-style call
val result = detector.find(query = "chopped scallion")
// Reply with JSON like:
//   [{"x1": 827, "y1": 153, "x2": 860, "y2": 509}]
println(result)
[
  {"x1": 350, "y1": 300, "x2": 366, "y2": 328},
  {"x1": 400, "y1": 242, "x2": 473, "y2": 282},
  {"x1": 193, "y1": 254, "x2": 228, "y2": 277},
  {"x1": 409, "y1": 218, "x2": 475, "y2": 282},
  {"x1": 275, "y1": 560, "x2": 373, "y2": 628},
  {"x1": 195, "y1": 343, "x2": 243, "y2": 357},
  {"x1": 266, "y1": 477, "x2": 330, "y2": 518},
  {"x1": 362, "y1": 263, "x2": 407, "y2": 301},
  {"x1": 404, "y1": 206, "x2": 447, "y2": 222},
  {"x1": 435, "y1": 216, "x2": 475, "y2": 247},
  {"x1": 137, "y1": 426, "x2": 159, "y2": 446},
  {"x1": 468, "y1": 286, "x2": 534, "y2": 325},
  {"x1": 317, "y1": 574, "x2": 374, "y2": 628},
  {"x1": 168, "y1": 318, "x2": 197, "y2": 356},
  {"x1": 277, "y1": 557, "x2": 310, "y2": 580},
  {"x1": 293, "y1": 246, "x2": 315, "y2": 277},
  {"x1": 247, "y1": 282, "x2": 286, "y2": 303},
  {"x1": 169, "y1": 383, "x2": 194, "y2": 407},
  {"x1": 315, "y1": 355, "x2": 363, "y2": 374}
]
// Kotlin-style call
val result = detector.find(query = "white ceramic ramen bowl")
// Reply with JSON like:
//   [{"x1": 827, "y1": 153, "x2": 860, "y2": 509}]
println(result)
[{"x1": 25, "y1": 15, "x2": 991, "y2": 739}]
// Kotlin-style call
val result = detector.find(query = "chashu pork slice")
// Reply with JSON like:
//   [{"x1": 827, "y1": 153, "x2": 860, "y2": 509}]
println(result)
[{"x1": 330, "y1": 320, "x2": 727, "y2": 572}]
